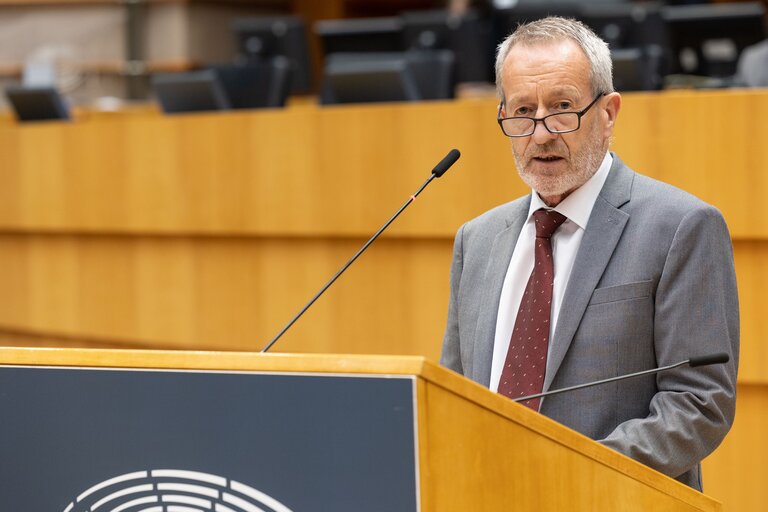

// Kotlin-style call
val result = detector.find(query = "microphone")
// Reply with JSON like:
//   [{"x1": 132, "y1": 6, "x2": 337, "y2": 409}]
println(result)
[
  {"x1": 513, "y1": 352, "x2": 730, "y2": 404},
  {"x1": 688, "y1": 352, "x2": 729, "y2": 367},
  {"x1": 432, "y1": 149, "x2": 460, "y2": 177},
  {"x1": 261, "y1": 149, "x2": 461, "y2": 353}
]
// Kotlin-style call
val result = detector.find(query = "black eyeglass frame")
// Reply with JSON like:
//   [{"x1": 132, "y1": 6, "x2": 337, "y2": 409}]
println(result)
[{"x1": 497, "y1": 92, "x2": 607, "y2": 138}]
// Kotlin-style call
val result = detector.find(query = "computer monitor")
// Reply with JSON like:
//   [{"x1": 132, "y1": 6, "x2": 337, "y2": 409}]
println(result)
[
  {"x1": 400, "y1": 9, "x2": 494, "y2": 83},
  {"x1": 210, "y1": 58, "x2": 292, "y2": 109},
  {"x1": 662, "y1": 2, "x2": 767, "y2": 77},
  {"x1": 611, "y1": 47, "x2": 664, "y2": 91},
  {"x1": 320, "y1": 54, "x2": 421, "y2": 105},
  {"x1": 5, "y1": 85, "x2": 70, "y2": 122},
  {"x1": 494, "y1": 1, "x2": 584, "y2": 44},
  {"x1": 403, "y1": 50, "x2": 456, "y2": 100},
  {"x1": 315, "y1": 17, "x2": 405, "y2": 55},
  {"x1": 232, "y1": 15, "x2": 311, "y2": 93},
  {"x1": 581, "y1": 2, "x2": 668, "y2": 51},
  {"x1": 152, "y1": 70, "x2": 231, "y2": 114}
]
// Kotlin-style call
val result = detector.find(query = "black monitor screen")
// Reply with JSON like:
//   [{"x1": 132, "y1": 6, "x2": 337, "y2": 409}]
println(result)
[
  {"x1": 315, "y1": 17, "x2": 405, "y2": 55},
  {"x1": 152, "y1": 70, "x2": 230, "y2": 114},
  {"x1": 232, "y1": 15, "x2": 311, "y2": 93},
  {"x1": 494, "y1": 2, "x2": 584, "y2": 44},
  {"x1": 210, "y1": 59, "x2": 291, "y2": 109},
  {"x1": 5, "y1": 86, "x2": 70, "y2": 122},
  {"x1": 321, "y1": 54, "x2": 421, "y2": 105},
  {"x1": 581, "y1": 3, "x2": 668, "y2": 51},
  {"x1": 401, "y1": 9, "x2": 493, "y2": 83},
  {"x1": 611, "y1": 48, "x2": 664, "y2": 91}
]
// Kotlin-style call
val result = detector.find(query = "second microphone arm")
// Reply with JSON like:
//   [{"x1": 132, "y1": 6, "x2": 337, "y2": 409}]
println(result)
[{"x1": 513, "y1": 352, "x2": 730, "y2": 403}]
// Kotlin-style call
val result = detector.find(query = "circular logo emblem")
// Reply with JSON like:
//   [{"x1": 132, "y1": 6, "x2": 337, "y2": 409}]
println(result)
[{"x1": 62, "y1": 469, "x2": 293, "y2": 512}]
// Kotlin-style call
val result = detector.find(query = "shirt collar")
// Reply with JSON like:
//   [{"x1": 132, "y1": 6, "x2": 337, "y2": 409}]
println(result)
[{"x1": 527, "y1": 151, "x2": 613, "y2": 230}]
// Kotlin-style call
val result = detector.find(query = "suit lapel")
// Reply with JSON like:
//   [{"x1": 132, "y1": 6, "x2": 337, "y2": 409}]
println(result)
[
  {"x1": 543, "y1": 157, "x2": 634, "y2": 392},
  {"x1": 471, "y1": 197, "x2": 530, "y2": 386}
]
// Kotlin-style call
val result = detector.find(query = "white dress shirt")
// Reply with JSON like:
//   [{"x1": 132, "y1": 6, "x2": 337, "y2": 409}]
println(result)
[{"x1": 489, "y1": 152, "x2": 613, "y2": 392}]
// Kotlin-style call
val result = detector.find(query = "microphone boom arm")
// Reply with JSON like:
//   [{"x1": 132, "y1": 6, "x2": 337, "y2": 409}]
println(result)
[
  {"x1": 512, "y1": 354, "x2": 716, "y2": 402},
  {"x1": 261, "y1": 149, "x2": 460, "y2": 353}
]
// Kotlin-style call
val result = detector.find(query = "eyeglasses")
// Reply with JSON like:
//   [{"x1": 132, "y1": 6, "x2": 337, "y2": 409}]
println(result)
[{"x1": 497, "y1": 93, "x2": 606, "y2": 138}]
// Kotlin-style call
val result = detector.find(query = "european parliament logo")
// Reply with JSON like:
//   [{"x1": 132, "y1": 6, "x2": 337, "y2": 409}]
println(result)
[{"x1": 62, "y1": 469, "x2": 293, "y2": 512}]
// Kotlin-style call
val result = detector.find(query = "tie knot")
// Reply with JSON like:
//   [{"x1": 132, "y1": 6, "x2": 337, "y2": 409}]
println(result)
[{"x1": 533, "y1": 209, "x2": 567, "y2": 239}]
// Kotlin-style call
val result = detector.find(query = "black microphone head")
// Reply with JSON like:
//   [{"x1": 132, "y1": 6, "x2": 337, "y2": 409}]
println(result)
[
  {"x1": 688, "y1": 352, "x2": 730, "y2": 367},
  {"x1": 432, "y1": 148, "x2": 460, "y2": 177}
]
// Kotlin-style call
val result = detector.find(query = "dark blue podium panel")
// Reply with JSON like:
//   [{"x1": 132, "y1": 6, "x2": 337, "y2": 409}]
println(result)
[{"x1": 0, "y1": 366, "x2": 419, "y2": 512}]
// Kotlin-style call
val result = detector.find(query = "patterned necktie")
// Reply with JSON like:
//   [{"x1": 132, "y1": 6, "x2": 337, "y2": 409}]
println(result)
[{"x1": 498, "y1": 208, "x2": 567, "y2": 411}]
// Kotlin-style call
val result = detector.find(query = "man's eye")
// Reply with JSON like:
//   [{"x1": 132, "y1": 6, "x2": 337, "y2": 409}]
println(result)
[
  {"x1": 557, "y1": 102, "x2": 572, "y2": 110},
  {"x1": 515, "y1": 107, "x2": 532, "y2": 116}
]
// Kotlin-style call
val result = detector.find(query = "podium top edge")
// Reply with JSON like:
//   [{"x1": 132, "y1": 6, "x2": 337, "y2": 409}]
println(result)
[{"x1": 0, "y1": 346, "x2": 436, "y2": 376}]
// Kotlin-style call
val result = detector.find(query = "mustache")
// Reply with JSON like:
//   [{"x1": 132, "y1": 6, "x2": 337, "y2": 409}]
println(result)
[{"x1": 525, "y1": 142, "x2": 568, "y2": 160}]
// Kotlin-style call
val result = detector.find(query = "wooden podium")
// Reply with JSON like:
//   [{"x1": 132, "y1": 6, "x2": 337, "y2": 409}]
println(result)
[{"x1": 0, "y1": 347, "x2": 720, "y2": 511}]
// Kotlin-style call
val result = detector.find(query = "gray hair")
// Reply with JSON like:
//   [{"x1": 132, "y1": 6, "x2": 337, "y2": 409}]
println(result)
[{"x1": 494, "y1": 16, "x2": 614, "y2": 100}]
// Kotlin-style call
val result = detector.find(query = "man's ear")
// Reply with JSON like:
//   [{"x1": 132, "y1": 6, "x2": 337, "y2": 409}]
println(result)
[{"x1": 603, "y1": 92, "x2": 622, "y2": 136}]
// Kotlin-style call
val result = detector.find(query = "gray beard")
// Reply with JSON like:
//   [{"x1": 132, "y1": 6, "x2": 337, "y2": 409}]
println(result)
[{"x1": 513, "y1": 130, "x2": 606, "y2": 200}]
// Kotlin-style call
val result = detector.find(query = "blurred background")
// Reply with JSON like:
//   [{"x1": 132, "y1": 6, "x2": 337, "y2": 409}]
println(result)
[{"x1": 0, "y1": 0, "x2": 766, "y2": 115}]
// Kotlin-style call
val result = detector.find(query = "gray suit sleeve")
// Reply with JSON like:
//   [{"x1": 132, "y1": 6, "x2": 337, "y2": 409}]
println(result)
[
  {"x1": 599, "y1": 205, "x2": 739, "y2": 479},
  {"x1": 440, "y1": 224, "x2": 465, "y2": 375}
]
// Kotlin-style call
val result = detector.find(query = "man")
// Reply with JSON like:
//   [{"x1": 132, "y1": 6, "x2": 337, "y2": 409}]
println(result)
[{"x1": 440, "y1": 17, "x2": 738, "y2": 491}]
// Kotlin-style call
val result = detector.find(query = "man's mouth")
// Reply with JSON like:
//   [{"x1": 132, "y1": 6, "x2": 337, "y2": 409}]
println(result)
[{"x1": 532, "y1": 155, "x2": 563, "y2": 162}]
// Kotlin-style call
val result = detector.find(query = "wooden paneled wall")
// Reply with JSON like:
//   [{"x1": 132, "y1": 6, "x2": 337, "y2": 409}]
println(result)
[{"x1": 0, "y1": 90, "x2": 765, "y2": 509}]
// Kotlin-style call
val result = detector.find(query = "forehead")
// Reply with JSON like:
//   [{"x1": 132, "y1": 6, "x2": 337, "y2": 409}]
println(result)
[{"x1": 501, "y1": 39, "x2": 592, "y2": 101}]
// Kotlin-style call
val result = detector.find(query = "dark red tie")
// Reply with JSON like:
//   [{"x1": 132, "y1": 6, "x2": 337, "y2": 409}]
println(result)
[{"x1": 498, "y1": 209, "x2": 567, "y2": 411}]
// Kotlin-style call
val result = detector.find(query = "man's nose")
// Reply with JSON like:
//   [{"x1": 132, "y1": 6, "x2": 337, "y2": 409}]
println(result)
[{"x1": 531, "y1": 118, "x2": 558, "y2": 145}]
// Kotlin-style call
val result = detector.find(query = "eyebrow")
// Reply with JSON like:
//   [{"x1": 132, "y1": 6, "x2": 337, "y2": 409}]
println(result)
[{"x1": 507, "y1": 88, "x2": 583, "y2": 105}]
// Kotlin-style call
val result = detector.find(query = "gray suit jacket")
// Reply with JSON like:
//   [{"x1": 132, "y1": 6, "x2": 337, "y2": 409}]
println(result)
[{"x1": 440, "y1": 155, "x2": 739, "y2": 490}]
